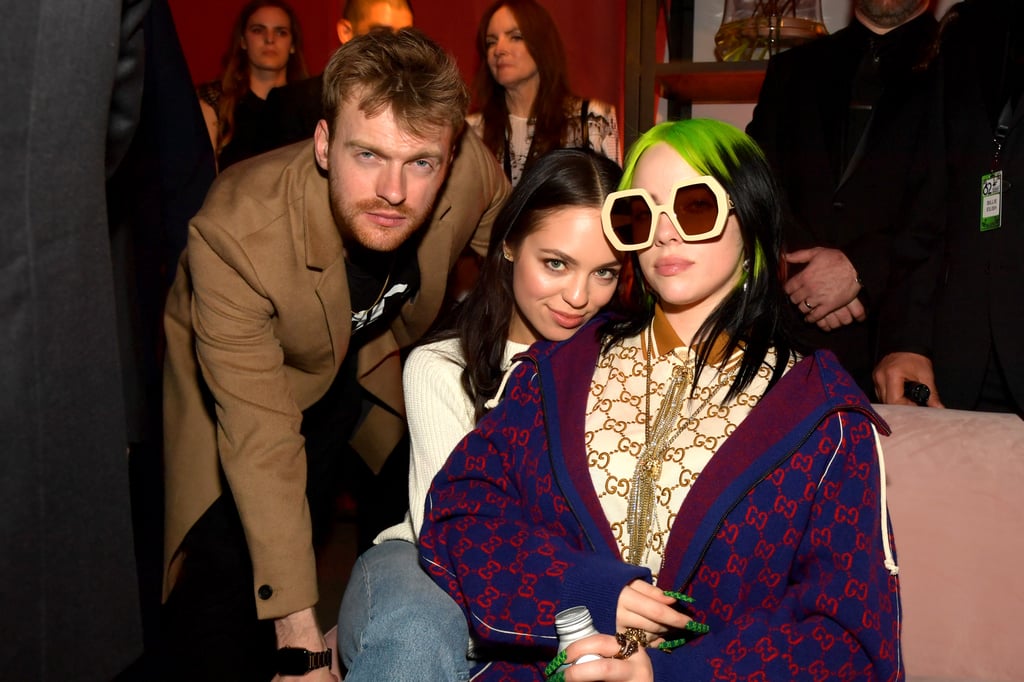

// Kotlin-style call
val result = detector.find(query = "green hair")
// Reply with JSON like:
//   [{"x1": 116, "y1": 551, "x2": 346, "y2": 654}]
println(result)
[
  {"x1": 620, "y1": 119, "x2": 752, "y2": 189},
  {"x1": 622, "y1": 120, "x2": 768, "y2": 285},
  {"x1": 601, "y1": 118, "x2": 799, "y2": 402}
]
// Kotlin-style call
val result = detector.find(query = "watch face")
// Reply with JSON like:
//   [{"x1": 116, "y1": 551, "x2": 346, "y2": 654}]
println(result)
[{"x1": 276, "y1": 647, "x2": 313, "y2": 675}]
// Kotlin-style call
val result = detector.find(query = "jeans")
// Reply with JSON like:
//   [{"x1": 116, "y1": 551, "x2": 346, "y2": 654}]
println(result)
[{"x1": 337, "y1": 540, "x2": 472, "y2": 681}]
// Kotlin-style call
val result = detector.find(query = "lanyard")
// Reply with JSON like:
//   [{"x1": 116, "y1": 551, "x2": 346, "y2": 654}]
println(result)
[
  {"x1": 992, "y1": 96, "x2": 1014, "y2": 172},
  {"x1": 982, "y1": 95, "x2": 1014, "y2": 231},
  {"x1": 990, "y1": 24, "x2": 1018, "y2": 172}
]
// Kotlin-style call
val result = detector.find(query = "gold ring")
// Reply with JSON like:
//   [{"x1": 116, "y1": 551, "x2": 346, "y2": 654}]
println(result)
[
  {"x1": 614, "y1": 633, "x2": 638, "y2": 659},
  {"x1": 623, "y1": 627, "x2": 648, "y2": 647},
  {"x1": 613, "y1": 628, "x2": 647, "y2": 659}
]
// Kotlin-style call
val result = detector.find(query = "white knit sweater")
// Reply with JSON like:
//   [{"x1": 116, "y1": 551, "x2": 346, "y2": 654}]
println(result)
[{"x1": 373, "y1": 337, "x2": 529, "y2": 544}]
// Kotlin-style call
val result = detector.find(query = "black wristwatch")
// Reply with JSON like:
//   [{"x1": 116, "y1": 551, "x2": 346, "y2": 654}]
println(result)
[{"x1": 276, "y1": 647, "x2": 332, "y2": 675}]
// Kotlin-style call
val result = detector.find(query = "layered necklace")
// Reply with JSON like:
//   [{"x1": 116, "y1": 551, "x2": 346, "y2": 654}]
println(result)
[{"x1": 625, "y1": 325, "x2": 739, "y2": 567}]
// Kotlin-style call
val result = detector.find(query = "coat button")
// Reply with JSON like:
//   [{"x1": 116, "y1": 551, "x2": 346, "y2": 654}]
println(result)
[{"x1": 258, "y1": 585, "x2": 273, "y2": 600}]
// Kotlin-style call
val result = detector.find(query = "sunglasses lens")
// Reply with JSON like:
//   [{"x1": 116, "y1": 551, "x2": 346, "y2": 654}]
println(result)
[
  {"x1": 608, "y1": 195, "x2": 653, "y2": 247},
  {"x1": 673, "y1": 184, "x2": 721, "y2": 238}
]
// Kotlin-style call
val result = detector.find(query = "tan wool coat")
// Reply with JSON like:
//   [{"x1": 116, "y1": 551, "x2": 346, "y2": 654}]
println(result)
[{"x1": 161, "y1": 132, "x2": 509, "y2": 619}]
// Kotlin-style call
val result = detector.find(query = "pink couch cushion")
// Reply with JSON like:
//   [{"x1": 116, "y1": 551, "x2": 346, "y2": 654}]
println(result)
[
  {"x1": 325, "y1": 407, "x2": 1023, "y2": 681},
  {"x1": 876, "y1": 405, "x2": 1024, "y2": 682}
]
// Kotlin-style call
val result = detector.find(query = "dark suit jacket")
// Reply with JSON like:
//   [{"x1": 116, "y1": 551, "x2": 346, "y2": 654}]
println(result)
[
  {"x1": 889, "y1": 0, "x2": 1024, "y2": 409},
  {"x1": 1, "y1": 0, "x2": 148, "y2": 678},
  {"x1": 106, "y1": 0, "x2": 218, "y2": 654},
  {"x1": 747, "y1": 14, "x2": 941, "y2": 394},
  {"x1": 162, "y1": 132, "x2": 510, "y2": 620}
]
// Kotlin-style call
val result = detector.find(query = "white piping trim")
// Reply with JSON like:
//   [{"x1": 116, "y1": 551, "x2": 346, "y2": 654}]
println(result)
[
  {"x1": 818, "y1": 412, "x2": 843, "y2": 487},
  {"x1": 420, "y1": 552, "x2": 456, "y2": 578},
  {"x1": 470, "y1": 612, "x2": 558, "y2": 642},
  {"x1": 469, "y1": 662, "x2": 493, "y2": 680},
  {"x1": 818, "y1": 414, "x2": 899, "y2": 577},
  {"x1": 873, "y1": 425, "x2": 900, "y2": 576},
  {"x1": 421, "y1": 554, "x2": 560, "y2": 647}
]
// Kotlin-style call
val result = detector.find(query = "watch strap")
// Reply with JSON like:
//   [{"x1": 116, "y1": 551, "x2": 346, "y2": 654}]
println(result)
[
  {"x1": 306, "y1": 648, "x2": 331, "y2": 672},
  {"x1": 276, "y1": 646, "x2": 332, "y2": 675}
]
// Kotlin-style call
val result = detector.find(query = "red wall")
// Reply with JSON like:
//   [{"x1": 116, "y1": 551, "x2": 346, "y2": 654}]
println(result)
[{"x1": 167, "y1": 0, "x2": 624, "y2": 125}]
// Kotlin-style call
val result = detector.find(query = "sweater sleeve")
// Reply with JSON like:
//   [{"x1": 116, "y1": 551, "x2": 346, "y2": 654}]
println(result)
[
  {"x1": 419, "y1": 362, "x2": 649, "y2": 648},
  {"x1": 187, "y1": 220, "x2": 318, "y2": 620},
  {"x1": 402, "y1": 342, "x2": 476, "y2": 541},
  {"x1": 651, "y1": 411, "x2": 902, "y2": 681}
]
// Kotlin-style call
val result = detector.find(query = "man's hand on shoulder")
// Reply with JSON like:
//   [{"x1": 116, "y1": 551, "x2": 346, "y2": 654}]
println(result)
[
  {"x1": 784, "y1": 247, "x2": 862, "y2": 325},
  {"x1": 272, "y1": 607, "x2": 339, "y2": 682},
  {"x1": 814, "y1": 298, "x2": 866, "y2": 331}
]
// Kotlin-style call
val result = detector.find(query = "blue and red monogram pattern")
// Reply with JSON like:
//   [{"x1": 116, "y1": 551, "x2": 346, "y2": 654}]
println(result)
[{"x1": 419, "y1": 320, "x2": 903, "y2": 681}]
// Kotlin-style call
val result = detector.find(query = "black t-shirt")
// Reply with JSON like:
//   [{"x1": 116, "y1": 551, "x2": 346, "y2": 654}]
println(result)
[
  {"x1": 298, "y1": 239, "x2": 421, "y2": 478},
  {"x1": 347, "y1": 239, "x2": 421, "y2": 344}
]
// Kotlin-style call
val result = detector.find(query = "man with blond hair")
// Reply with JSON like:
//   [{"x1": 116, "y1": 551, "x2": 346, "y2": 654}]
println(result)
[{"x1": 160, "y1": 28, "x2": 509, "y2": 680}]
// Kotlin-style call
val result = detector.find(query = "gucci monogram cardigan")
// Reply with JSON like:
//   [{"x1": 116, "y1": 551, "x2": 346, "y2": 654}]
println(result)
[{"x1": 419, "y1": 319, "x2": 903, "y2": 681}]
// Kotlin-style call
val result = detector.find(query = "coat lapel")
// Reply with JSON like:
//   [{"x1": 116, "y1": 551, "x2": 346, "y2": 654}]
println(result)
[{"x1": 301, "y1": 166, "x2": 350, "y2": 368}]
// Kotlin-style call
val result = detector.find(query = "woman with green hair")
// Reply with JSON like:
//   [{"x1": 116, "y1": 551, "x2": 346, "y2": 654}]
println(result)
[{"x1": 419, "y1": 118, "x2": 903, "y2": 681}]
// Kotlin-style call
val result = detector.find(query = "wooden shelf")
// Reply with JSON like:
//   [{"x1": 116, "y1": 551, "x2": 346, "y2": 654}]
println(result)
[
  {"x1": 656, "y1": 61, "x2": 767, "y2": 104},
  {"x1": 623, "y1": 2, "x2": 766, "y2": 144}
]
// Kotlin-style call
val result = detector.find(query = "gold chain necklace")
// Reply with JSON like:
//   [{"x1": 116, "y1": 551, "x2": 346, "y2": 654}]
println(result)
[
  {"x1": 354, "y1": 250, "x2": 396, "y2": 313},
  {"x1": 367, "y1": 269, "x2": 393, "y2": 310},
  {"x1": 625, "y1": 325, "x2": 736, "y2": 567}
]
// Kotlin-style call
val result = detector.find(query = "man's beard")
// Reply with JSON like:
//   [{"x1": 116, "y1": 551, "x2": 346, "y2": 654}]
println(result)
[
  {"x1": 857, "y1": 0, "x2": 926, "y2": 29},
  {"x1": 329, "y1": 187, "x2": 433, "y2": 254}
]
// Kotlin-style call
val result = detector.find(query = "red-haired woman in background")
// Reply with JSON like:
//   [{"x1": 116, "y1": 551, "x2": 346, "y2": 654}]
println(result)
[
  {"x1": 197, "y1": 0, "x2": 307, "y2": 170},
  {"x1": 468, "y1": 0, "x2": 620, "y2": 186}
]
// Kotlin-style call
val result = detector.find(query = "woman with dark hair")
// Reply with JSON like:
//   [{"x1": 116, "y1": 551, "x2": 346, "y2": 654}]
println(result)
[
  {"x1": 419, "y1": 119, "x2": 903, "y2": 681},
  {"x1": 197, "y1": 0, "x2": 307, "y2": 169},
  {"x1": 469, "y1": 0, "x2": 619, "y2": 185},
  {"x1": 336, "y1": 148, "x2": 625, "y2": 681}
]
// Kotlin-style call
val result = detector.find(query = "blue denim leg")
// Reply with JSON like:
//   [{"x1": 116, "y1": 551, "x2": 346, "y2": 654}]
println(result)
[{"x1": 337, "y1": 539, "x2": 472, "y2": 682}]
